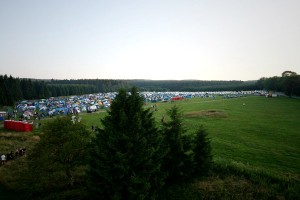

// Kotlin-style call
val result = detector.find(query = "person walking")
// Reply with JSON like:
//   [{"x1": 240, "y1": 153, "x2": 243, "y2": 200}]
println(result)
[{"x1": 1, "y1": 154, "x2": 6, "y2": 165}]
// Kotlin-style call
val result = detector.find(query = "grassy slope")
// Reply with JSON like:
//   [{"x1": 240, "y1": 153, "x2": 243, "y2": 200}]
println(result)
[
  {"x1": 81, "y1": 95, "x2": 300, "y2": 180},
  {"x1": 144, "y1": 96, "x2": 299, "y2": 180},
  {"x1": 153, "y1": 96, "x2": 300, "y2": 199},
  {"x1": 201, "y1": 96, "x2": 299, "y2": 179}
]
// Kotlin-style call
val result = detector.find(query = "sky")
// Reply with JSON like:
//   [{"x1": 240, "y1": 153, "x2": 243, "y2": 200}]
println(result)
[{"x1": 0, "y1": 0, "x2": 299, "y2": 81}]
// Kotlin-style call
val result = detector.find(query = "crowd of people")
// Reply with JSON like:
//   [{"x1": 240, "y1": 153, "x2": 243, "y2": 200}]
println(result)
[{"x1": 1, "y1": 147, "x2": 26, "y2": 166}]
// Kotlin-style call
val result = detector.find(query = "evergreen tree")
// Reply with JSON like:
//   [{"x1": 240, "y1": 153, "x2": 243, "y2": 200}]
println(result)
[
  {"x1": 21, "y1": 79, "x2": 36, "y2": 100},
  {"x1": 2, "y1": 75, "x2": 15, "y2": 105},
  {"x1": 88, "y1": 87, "x2": 166, "y2": 200},
  {"x1": 193, "y1": 126, "x2": 213, "y2": 177},
  {"x1": 8, "y1": 75, "x2": 23, "y2": 101},
  {"x1": 161, "y1": 105, "x2": 194, "y2": 183},
  {"x1": 0, "y1": 76, "x2": 5, "y2": 105},
  {"x1": 48, "y1": 85, "x2": 57, "y2": 97}
]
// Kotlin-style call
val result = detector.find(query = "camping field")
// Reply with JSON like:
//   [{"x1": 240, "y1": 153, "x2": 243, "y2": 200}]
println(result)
[{"x1": 0, "y1": 95, "x2": 300, "y2": 199}]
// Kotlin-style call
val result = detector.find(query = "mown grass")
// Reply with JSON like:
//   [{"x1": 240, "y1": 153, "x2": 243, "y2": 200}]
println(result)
[
  {"x1": 0, "y1": 95, "x2": 299, "y2": 199},
  {"x1": 83, "y1": 95, "x2": 300, "y2": 199},
  {"x1": 144, "y1": 96, "x2": 300, "y2": 180}
]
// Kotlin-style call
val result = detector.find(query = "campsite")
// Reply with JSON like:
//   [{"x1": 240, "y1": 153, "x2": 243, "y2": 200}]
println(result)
[
  {"x1": 2, "y1": 90, "x2": 261, "y2": 122},
  {"x1": 1, "y1": 1, "x2": 300, "y2": 198},
  {"x1": 0, "y1": 93, "x2": 299, "y2": 199}
]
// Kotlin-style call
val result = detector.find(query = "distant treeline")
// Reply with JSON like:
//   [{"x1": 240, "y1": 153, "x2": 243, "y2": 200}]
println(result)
[
  {"x1": 256, "y1": 71, "x2": 300, "y2": 96},
  {"x1": 0, "y1": 75, "x2": 124, "y2": 106},
  {"x1": 126, "y1": 80, "x2": 259, "y2": 92},
  {"x1": 1, "y1": 71, "x2": 299, "y2": 106}
]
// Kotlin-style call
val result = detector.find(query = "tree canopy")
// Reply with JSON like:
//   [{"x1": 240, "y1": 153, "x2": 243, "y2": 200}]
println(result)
[
  {"x1": 87, "y1": 87, "x2": 166, "y2": 199},
  {"x1": 257, "y1": 71, "x2": 300, "y2": 96},
  {"x1": 26, "y1": 115, "x2": 91, "y2": 194},
  {"x1": 161, "y1": 105, "x2": 194, "y2": 183}
]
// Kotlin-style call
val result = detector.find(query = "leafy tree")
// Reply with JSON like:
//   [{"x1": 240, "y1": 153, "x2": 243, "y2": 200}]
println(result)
[
  {"x1": 255, "y1": 78, "x2": 265, "y2": 90},
  {"x1": 27, "y1": 116, "x2": 91, "y2": 192},
  {"x1": 257, "y1": 71, "x2": 300, "y2": 96},
  {"x1": 193, "y1": 126, "x2": 213, "y2": 177},
  {"x1": 263, "y1": 76, "x2": 282, "y2": 91},
  {"x1": 282, "y1": 74, "x2": 300, "y2": 96},
  {"x1": 88, "y1": 87, "x2": 166, "y2": 200},
  {"x1": 282, "y1": 70, "x2": 297, "y2": 77},
  {"x1": 161, "y1": 105, "x2": 194, "y2": 183}
]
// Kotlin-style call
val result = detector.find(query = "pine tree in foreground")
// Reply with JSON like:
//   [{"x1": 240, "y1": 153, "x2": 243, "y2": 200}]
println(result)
[
  {"x1": 161, "y1": 106, "x2": 212, "y2": 183},
  {"x1": 193, "y1": 126, "x2": 213, "y2": 177},
  {"x1": 88, "y1": 87, "x2": 166, "y2": 200},
  {"x1": 161, "y1": 105, "x2": 194, "y2": 183}
]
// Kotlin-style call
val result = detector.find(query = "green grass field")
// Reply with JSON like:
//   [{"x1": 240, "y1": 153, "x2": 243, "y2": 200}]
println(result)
[
  {"x1": 1, "y1": 95, "x2": 299, "y2": 199},
  {"x1": 80, "y1": 95, "x2": 300, "y2": 180},
  {"x1": 180, "y1": 96, "x2": 300, "y2": 180}
]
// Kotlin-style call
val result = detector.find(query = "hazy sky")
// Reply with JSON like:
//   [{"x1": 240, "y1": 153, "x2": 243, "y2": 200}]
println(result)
[{"x1": 0, "y1": 0, "x2": 299, "y2": 80}]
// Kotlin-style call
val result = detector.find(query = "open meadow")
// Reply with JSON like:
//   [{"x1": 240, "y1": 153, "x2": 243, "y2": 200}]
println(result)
[
  {"x1": 81, "y1": 95, "x2": 300, "y2": 180},
  {"x1": 1, "y1": 95, "x2": 299, "y2": 199}
]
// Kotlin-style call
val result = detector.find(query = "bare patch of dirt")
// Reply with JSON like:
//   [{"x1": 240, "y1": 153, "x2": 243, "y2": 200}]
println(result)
[
  {"x1": 32, "y1": 135, "x2": 40, "y2": 141},
  {"x1": 184, "y1": 110, "x2": 228, "y2": 118}
]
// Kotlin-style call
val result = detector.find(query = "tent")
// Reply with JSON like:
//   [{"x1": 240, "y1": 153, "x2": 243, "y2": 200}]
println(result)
[{"x1": 171, "y1": 96, "x2": 183, "y2": 101}]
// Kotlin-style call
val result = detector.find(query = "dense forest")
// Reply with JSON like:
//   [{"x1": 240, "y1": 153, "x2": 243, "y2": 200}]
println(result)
[
  {"x1": 1, "y1": 71, "x2": 299, "y2": 106},
  {"x1": 0, "y1": 75, "x2": 125, "y2": 106}
]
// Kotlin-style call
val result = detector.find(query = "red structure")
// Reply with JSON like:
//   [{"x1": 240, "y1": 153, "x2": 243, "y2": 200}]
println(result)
[
  {"x1": 4, "y1": 120, "x2": 33, "y2": 132},
  {"x1": 171, "y1": 96, "x2": 183, "y2": 101}
]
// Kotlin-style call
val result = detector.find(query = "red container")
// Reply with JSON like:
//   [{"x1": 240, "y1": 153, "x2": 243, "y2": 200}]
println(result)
[
  {"x1": 8, "y1": 120, "x2": 14, "y2": 130},
  {"x1": 14, "y1": 121, "x2": 20, "y2": 131},
  {"x1": 5, "y1": 120, "x2": 9, "y2": 129},
  {"x1": 23, "y1": 123, "x2": 32, "y2": 132},
  {"x1": 3, "y1": 120, "x2": 32, "y2": 132},
  {"x1": 4, "y1": 120, "x2": 8, "y2": 129}
]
